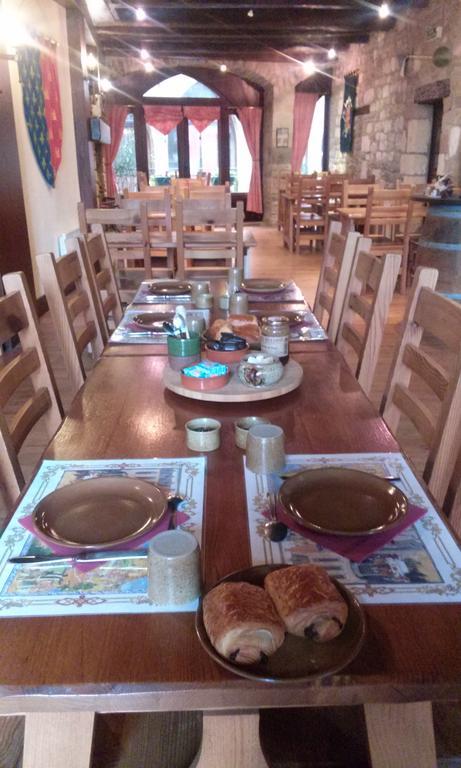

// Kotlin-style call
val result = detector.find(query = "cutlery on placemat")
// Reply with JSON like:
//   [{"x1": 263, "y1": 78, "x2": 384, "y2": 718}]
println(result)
[{"x1": 9, "y1": 550, "x2": 148, "y2": 565}]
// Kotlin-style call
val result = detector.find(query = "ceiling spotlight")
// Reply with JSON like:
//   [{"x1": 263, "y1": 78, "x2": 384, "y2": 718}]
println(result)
[
  {"x1": 135, "y1": 6, "x2": 147, "y2": 21},
  {"x1": 303, "y1": 60, "x2": 316, "y2": 76},
  {"x1": 144, "y1": 61, "x2": 154, "y2": 73},
  {"x1": 327, "y1": 47, "x2": 337, "y2": 60},
  {"x1": 100, "y1": 77, "x2": 112, "y2": 92},
  {"x1": 220, "y1": 63, "x2": 227, "y2": 73},
  {"x1": 140, "y1": 47, "x2": 149, "y2": 60},
  {"x1": 86, "y1": 52, "x2": 98, "y2": 71},
  {"x1": 247, "y1": 9, "x2": 254, "y2": 17},
  {"x1": 378, "y1": 2, "x2": 390, "y2": 19}
]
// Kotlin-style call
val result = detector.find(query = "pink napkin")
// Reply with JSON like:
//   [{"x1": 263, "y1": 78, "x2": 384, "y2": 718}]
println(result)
[
  {"x1": 264, "y1": 503, "x2": 427, "y2": 562},
  {"x1": 19, "y1": 509, "x2": 189, "y2": 572}
]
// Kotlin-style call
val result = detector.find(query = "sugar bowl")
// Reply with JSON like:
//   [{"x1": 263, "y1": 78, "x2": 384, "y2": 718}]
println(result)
[{"x1": 238, "y1": 353, "x2": 283, "y2": 388}]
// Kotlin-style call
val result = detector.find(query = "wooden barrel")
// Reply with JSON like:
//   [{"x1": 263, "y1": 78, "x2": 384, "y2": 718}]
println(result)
[{"x1": 415, "y1": 197, "x2": 461, "y2": 296}]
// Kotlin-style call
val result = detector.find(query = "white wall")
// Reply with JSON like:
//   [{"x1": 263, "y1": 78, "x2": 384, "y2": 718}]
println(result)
[{"x1": 5, "y1": 0, "x2": 80, "y2": 294}]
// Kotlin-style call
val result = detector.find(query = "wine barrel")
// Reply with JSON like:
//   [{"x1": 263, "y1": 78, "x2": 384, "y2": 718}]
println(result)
[{"x1": 415, "y1": 197, "x2": 461, "y2": 296}]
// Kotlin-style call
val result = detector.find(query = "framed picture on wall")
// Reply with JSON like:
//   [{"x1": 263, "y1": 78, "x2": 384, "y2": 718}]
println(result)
[{"x1": 276, "y1": 128, "x2": 289, "y2": 148}]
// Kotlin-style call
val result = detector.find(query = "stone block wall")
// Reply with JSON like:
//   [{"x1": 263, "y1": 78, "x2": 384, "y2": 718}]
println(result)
[{"x1": 329, "y1": 0, "x2": 461, "y2": 187}]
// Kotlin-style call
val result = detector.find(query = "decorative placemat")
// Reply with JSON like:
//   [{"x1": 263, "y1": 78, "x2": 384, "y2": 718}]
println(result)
[
  {"x1": 0, "y1": 458, "x2": 205, "y2": 617},
  {"x1": 132, "y1": 281, "x2": 193, "y2": 304},
  {"x1": 245, "y1": 281, "x2": 305, "y2": 304},
  {"x1": 110, "y1": 307, "x2": 210, "y2": 345},
  {"x1": 245, "y1": 452, "x2": 461, "y2": 604}
]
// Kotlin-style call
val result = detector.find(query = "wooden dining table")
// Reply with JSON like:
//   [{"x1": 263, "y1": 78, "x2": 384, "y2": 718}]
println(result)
[{"x1": 2, "y1": 287, "x2": 461, "y2": 767}]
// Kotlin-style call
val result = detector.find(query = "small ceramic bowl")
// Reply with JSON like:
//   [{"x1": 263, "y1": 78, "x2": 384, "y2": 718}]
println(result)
[
  {"x1": 204, "y1": 342, "x2": 249, "y2": 365},
  {"x1": 238, "y1": 354, "x2": 283, "y2": 388},
  {"x1": 234, "y1": 416, "x2": 271, "y2": 449},
  {"x1": 181, "y1": 363, "x2": 230, "y2": 392},
  {"x1": 185, "y1": 418, "x2": 221, "y2": 452}
]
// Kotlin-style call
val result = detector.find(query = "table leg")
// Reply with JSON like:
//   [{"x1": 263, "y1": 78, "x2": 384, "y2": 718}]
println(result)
[
  {"x1": 364, "y1": 702, "x2": 436, "y2": 768},
  {"x1": 23, "y1": 711, "x2": 95, "y2": 768},
  {"x1": 193, "y1": 712, "x2": 268, "y2": 768}
]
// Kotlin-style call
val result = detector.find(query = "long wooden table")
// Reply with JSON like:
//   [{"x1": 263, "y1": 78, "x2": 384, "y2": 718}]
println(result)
[{"x1": 3, "y1": 345, "x2": 461, "y2": 766}]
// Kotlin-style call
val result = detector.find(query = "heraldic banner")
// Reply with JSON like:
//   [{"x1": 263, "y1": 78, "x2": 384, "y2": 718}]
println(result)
[
  {"x1": 17, "y1": 42, "x2": 63, "y2": 188},
  {"x1": 340, "y1": 72, "x2": 358, "y2": 154}
]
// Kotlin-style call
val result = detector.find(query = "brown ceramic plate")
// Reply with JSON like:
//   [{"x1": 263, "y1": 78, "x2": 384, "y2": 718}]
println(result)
[
  {"x1": 241, "y1": 279, "x2": 287, "y2": 294},
  {"x1": 279, "y1": 468, "x2": 408, "y2": 536},
  {"x1": 148, "y1": 280, "x2": 192, "y2": 296},
  {"x1": 32, "y1": 477, "x2": 167, "y2": 549},
  {"x1": 195, "y1": 564, "x2": 365, "y2": 683},
  {"x1": 133, "y1": 312, "x2": 174, "y2": 332}
]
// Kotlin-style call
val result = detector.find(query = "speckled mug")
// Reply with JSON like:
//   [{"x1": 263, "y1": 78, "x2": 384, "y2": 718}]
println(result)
[
  {"x1": 148, "y1": 530, "x2": 200, "y2": 606},
  {"x1": 246, "y1": 424, "x2": 285, "y2": 474}
]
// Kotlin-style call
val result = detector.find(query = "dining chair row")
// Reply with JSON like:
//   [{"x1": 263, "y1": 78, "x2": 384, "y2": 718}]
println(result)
[{"x1": 314, "y1": 221, "x2": 461, "y2": 520}]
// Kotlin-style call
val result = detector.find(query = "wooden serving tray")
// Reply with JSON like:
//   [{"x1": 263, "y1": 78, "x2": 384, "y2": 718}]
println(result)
[{"x1": 163, "y1": 359, "x2": 303, "y2": 402}]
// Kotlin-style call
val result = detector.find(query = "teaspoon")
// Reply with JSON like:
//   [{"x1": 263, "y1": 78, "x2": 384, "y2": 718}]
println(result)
[{"x1": 263, "y1": 491, "x2": 288, "y2": 543}]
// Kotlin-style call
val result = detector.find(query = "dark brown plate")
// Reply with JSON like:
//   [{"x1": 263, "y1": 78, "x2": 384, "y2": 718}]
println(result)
[
  {"x1": 32, "y1": 477, "x2": 167, "y2": 549},
  {"x1": 133, "y1": 312, "x2": 174, "y2": 331},
  {"x1": 241, "y1": 279, "x2": 287, "y2": 294},
  {"x1": 279, "y1": 468, "x2": 408, "y2": 536},
  {"x1": 195, "y1": 564, "x2": 366, "y2": 683},
  {"x1": 148, "y1": 281, "x2": 192, "y2": 296}
]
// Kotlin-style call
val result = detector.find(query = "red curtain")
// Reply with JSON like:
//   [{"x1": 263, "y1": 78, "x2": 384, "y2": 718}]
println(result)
[
  {"x1": 144, "y1": 106, "x2": 184, "y2": 135},
  {"x1": 291, "y1": 92, "x2": 318, "y2": 172},
  {"x1": 237, "y1": 106, "x2": 263, "y2": 214},
  {"x1": 103, "y1": 105, "x2": 128, "y2": 197},
  {"x1": 183, "y1": 106, "x2": 220, "y2": 133}
]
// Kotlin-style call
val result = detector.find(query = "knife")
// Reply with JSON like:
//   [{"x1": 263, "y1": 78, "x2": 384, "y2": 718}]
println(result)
[{"x1": 9, "y1": 549, "x2": 148, "y2": 565}]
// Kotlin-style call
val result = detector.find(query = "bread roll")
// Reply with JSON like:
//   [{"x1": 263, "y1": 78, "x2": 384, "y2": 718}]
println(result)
[
  {"x1": 264, "y1": 565, "x2": 348, "y2": 642},
  {"x1": 203, "y1": 581, "x2": 285, "y2": 665},
  {"x1": 208, "y1": 314, "x2": 261, "y2": 344}
]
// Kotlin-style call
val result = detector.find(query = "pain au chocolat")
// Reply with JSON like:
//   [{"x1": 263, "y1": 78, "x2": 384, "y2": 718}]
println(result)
[
  {"x1": 264, "y1": 565, "x2": 348, "y2": 642},
  {"x1": 203, "y1": 581, "x2": 285, "y2": 665}
]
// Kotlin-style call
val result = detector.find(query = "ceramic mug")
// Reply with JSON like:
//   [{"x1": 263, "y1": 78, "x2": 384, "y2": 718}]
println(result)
[
  {"x1": 246, "y1": 424, "x2": 285, "y2": 474},
  {"x1": 191, "y1": 281, "x2": 210, "y2": 303},
  {"x1": 148, "y1": 530, "x2": 201, "y2": 605},
  {"x1": 195, "y1": 293, "x2": 213, "y2": 309},
  {"x1": 185, "y1": 418, "x2": 221, "y2": 452},
  {"x1": 234, "y1": 416, "x2": 271, "y2": 449}
]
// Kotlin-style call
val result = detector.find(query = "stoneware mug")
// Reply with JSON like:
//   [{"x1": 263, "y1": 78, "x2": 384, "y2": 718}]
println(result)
[
  {"x1": 234, "y1": 416, "x2": 271, "y2": 449},
  {"x1": 246, "y1": 423, "x2": 285, "y2": 474}
]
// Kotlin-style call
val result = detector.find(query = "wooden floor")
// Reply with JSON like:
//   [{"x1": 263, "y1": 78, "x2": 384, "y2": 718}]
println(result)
[{"x1": 2, "y1": 224, "x2": 461, "y2": 767}]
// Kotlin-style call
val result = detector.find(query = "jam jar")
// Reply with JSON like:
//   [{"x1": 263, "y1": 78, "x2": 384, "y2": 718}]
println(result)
[{"x1": 260, "y1": 315, "x2": 290, "y2": 364}]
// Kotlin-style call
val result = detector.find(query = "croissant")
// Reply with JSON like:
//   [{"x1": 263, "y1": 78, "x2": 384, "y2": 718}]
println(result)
[
  {"x1": 264, "y1": 565, "x2": 348, "y2": 642},
  {"x1": 203, "y1": 581, "x2": 285, "y2": 665}
]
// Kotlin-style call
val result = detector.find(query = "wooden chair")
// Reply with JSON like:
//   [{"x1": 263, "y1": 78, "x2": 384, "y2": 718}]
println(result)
[
  {"x1": 381, "y1": 267, "x2": 461, "y2": 508},
  {"x1": 342, "y1": 181, "x2": 381, "y2": 209},
  {"x1": 400, "y1": 198, "x2": 428, "y2": 292},
  {"x1": 313, "y1": 221, "x2": 365, "y2": 342},
  {"x1": 137, "y1": 170, "x2": 148, "y2": 190},
  {"x1": 37, "y1": 250, "x2": 104, "y2": 398},
  {"x1": 77, "y1": 202, "x2": 147, "y2": 301},
  {"x1": 175, "y1": 200, "x2": 244, "y2": 279},
  {"x1": 122, "y1": 187, "x2": 169, "y2": 201},
  {"x1": 293, "y1": 176, "x2": 329, "y2": 253},
  {"x1": 336, "y1": 250, "x2": 401, "y2": 395},
  {"x1": 140, "y1": 198, "x2": 176, "y2": 278},
  {"x1": 363, "y1": 187, "x2": 413, "y2": 294},
  {"x1": 0, "y1": 272, "x2": 63, "y2": 508},
  {"x1": 77, "y1": 232, "x2": 123, "y2": 343},
  {"x1": 188, "y1": 183, "x2": 230, "y2": 200}
]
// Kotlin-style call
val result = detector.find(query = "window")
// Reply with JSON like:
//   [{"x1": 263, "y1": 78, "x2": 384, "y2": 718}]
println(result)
[
  {"x1": 188, "y1": 120, "x2": 219, "y2": 181},
  {"x1": 144, "y1": 74, "x2": 218, "y2": 99},
  {"x1": 301, "y1": 95, "x2": 325, "y2": 174},
  {"x1": 113, "y1": 112, "x2": 136, "y2": 192},
  {"x1": 147, "y1": 125, "x2": 179, "y2": 183},
  {"x1": 229, "y1": 114, "x2": 252, "y2": 192}
]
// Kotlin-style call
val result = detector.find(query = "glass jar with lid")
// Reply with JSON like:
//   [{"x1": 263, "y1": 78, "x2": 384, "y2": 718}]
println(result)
[{"x1": 260, "y1": 315, "x2": 290, "y2": 364}]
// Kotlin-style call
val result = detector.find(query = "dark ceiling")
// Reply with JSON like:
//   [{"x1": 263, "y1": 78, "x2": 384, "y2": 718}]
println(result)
[{"x1": 79, "y1": 0, "x2": 428, "y2": 63}]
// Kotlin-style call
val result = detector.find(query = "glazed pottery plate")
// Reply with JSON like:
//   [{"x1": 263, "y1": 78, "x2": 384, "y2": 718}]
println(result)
[
  {"x1": 195, "y1": 564, "x2": 365, "y2": 683},
  {"x1": 241, "y1": 279, "x2": 287, "y2": 294},
  {"x1": 133, "y1": 312, "x2": 174, "y2": 331},
  {"x1": 32, "y1": 477, "x2": 167, "y2": 549},
  {"x1": 148, "y1": 281, "x2": 192, "y2": 296},
  {"x1": 279, "y1": 468, "x2": 408, "y2": 536}
]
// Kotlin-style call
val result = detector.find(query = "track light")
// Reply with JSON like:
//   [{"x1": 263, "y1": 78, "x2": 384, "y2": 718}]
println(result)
[
  {"x1": 135, "y1": 7, "x2": 147, "y2": 21},
  {"x1": 327, "y1": 48, "x2": 337, "y2": 60},
  {"x1": 100, "y1": 77, "x2": 112, "y2": 92},
  {"x1": 144, "y1": 61, "x2": 154, "y2": 73},
  {"x1": 378, "y1": 3, "x2": 390, "y2": 19},
  {"x1": 303, "y1": 60, "x2": 316, "y2": 76},
  {"x1": 140, "y1": 48, "x2": 149, "y2": 60},
  {"x1": 220, "y1": 63, "x2": 227, "y2": 72}
]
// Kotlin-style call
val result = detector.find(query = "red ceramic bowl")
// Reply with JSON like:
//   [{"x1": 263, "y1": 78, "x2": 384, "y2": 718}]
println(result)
[
  {"x1": 180, "y1": 369, "x2": 230, "y2": 392},
  {"x1": 204, "y1": 343, "x2": 249, "y2": 365}
]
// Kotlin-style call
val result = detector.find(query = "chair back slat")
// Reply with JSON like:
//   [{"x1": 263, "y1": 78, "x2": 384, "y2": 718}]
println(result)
[
  {"x1": 0, "y1": 272, "x2": 63, "y2": 508},
  {"x1": 414, "y1": 288, "x2": 461, "y2": 353},
  {"x1": 78, "y1": 233, "x2": 123, "y2": 342}
]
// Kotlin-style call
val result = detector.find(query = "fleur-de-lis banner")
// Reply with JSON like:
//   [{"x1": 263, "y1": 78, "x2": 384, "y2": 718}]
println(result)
[
  {"x1": 340, "y1": 73, "x2": 358, "y2": 154},
  {"x1": 17, "y1": 42, "x2": 63, "y2": 188}
]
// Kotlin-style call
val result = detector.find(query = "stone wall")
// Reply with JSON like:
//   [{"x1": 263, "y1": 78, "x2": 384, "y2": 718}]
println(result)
[{"x1": 329, "y1": 0, "x2": 461, "y2": 187}]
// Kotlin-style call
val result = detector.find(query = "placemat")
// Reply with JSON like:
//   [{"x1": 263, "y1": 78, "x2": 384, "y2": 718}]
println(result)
[
  {"x1": 0, "y1": 458, "x2": 205, "y2": 617},
  {"x1": 245, "y1": 452, "x2": 461, "y2": 604},
  {"x1": 132, "y1": 281, "x2": 193, "y2": 304},
  {"x1": 110, "y1": 307, "x2": 210, "y2": 345}
]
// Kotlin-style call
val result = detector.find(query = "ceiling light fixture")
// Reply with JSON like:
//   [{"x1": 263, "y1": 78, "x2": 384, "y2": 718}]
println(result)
[
  {"x1": 219, "y1": 63, "x2": 227, "y2": 72},
  {"x1": 247, "y1": 9, "x2": 254, "y2": 17},
  {"x1": 144, "y1": 61, "x2": 154, "y2": 73},
  {"x1": 86, "y1": 52, "x2": 98, "y2": 71},
  {"x1": 378, "y1": 2, "x2": 390, "y2": 19},
  {"x1": 0, "y1": 9, "x2": 32, "y2": 49},
  {"x1": 135, "y1": 6, "x2": 147, "y2": 21},
  {"x1": 100, "y1": 77, "x2": 112, "y2": 92},
  {"x1": 303, "y1": 60, "x2": 316, "y2": 76},
  {"x1": 140, "y1": 47, "x2": 149, "y2": 60},
  {"x1": 327, "y1": 47, "x2": 337, "y2": 60}
]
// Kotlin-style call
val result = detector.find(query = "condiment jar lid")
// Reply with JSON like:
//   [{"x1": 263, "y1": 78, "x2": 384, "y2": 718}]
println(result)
[{"x1": 150, "y1": 530, "x2": 198, "y2": 559}]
